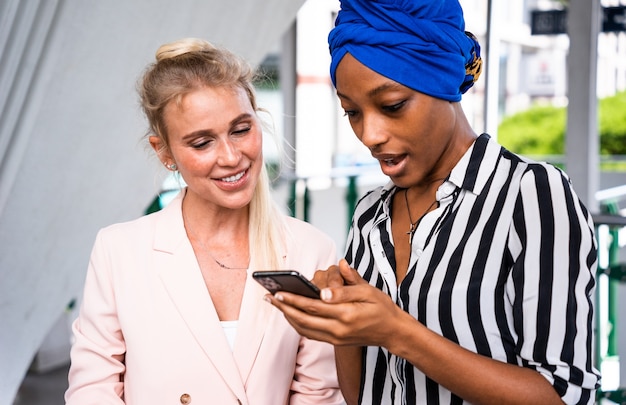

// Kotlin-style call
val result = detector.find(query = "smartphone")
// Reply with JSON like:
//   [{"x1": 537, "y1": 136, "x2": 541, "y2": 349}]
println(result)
[{"x1": 252, "y1": 270, "x2": 321, "y2": 299}]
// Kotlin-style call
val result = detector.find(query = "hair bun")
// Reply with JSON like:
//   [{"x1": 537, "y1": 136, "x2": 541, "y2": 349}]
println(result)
[{"x1": 155, "y1": 38, "x2": 216, "y2": 62}]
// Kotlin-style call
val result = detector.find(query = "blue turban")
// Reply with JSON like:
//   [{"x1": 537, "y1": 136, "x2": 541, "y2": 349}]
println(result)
[{"x1": 328, "y1": 0, "x2": 482, "y2": 102}]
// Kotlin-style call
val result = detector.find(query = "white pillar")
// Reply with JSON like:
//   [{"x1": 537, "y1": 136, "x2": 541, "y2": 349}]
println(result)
[
  {"x1": 483, "y1": 0, "x2": 501, "y2": 138},
  {"x1": 565, "y1": 0, "x2": 600, "y2": 212}
]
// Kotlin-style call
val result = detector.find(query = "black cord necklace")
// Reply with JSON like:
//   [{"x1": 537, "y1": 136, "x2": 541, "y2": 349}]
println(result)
[{"x1": 404, "y1": 188, "x2": 438, "y2": 246}]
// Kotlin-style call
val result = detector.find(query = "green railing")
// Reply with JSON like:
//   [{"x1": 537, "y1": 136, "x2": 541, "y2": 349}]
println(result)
[
  {"x1": 594, "y1": 185, "x2": 626, "y2": 403},
  {"x1": 284, "y1": 165, "x2": 382, "y2": 233}
]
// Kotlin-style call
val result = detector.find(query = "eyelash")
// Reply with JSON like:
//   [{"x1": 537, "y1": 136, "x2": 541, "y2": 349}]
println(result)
[
  {"x1": 191, "y1": 140, "x2": 211, "y2": 149},
  {"x1": 233, "y1": 126, "x2": 251, "y2": 135},
  {"x1": 383, "y1": 101, "x2": 406, "y2": 112},
  {"x1": 342, "y1": 100, "x2": 406, "y2": 118},
  {"x1": 189, "y1": 126, "x2": 251, "y2": 149}
]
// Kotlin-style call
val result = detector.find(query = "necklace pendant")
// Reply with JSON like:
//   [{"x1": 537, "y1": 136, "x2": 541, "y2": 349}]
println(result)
[
  {"x1": 407, "y1": 223, "x2": 415, "y2": 245},
  {"x1": 214, "y1": 259, "x2": 229, "y2": 269}
]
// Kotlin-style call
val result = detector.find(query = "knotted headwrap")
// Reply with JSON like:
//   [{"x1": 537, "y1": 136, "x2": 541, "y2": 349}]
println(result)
[{"x1": 328, "y1": 0, "x2": 482, "y2": 102}]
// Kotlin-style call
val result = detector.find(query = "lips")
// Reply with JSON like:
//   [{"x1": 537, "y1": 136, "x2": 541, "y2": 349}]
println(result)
[
  {"x1": 382, "y1": 156, "x2": 403, "y2": 166},
  {"x1": 374, "y1": 153, "x2": 408, "y2": 177},
  {"x1": 374, "y1": 153, "x2": 405, "y2": 166},
  {"x1": 213, "y1": 168, "x2": 249, "y2": 190},
  {"x1": 219, "y1": 170, "x2": 245, "y2": 183}
]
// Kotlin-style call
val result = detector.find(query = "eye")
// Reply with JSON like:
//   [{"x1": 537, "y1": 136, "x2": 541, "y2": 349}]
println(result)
[
  {"x1": 232, "y1": 125, "x2": 251, "y2": 135},
  {"x1": 190, "y1": 138, "x2": 213, "y2": 149},
  {"x1": 342, "y1": 106, "x2": 358, "y2": 118},
  {"x1": 382, "y1": 100, "x2": 406, "y2": 113}
]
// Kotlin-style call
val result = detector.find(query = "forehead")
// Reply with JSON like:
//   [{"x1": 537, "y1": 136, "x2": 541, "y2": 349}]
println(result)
[
  {"x1": 162, "y1": 86, "x2": 255, "y2": 135},
  {"x1": 165, "y1": 86, "x2": 250, "y2": 118},
  {"x1": 175, "y1": 85, "x2": 249, "y2": 110},
  {"x1": 335, "y1": 53, "x2": 408, "y2": 98}
]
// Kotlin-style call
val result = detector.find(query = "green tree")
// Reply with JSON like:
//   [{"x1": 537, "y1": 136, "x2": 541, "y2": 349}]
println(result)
[
  {"x1": 497, "y1": 90, "x2": 626, "y2": 158},
  {"x1": 599, "y1": 90, "x2": 626, "y2": 155}
]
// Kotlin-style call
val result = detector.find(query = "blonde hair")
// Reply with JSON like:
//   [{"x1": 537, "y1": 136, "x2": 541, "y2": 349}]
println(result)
[{"x1": 139, "y1": 38, "x2": 287, "y2": 269}]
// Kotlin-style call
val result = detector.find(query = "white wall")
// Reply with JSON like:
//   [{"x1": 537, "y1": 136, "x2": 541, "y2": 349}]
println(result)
[{"x1": 0, "y1": 1, "x2": 305, "y2": 403}]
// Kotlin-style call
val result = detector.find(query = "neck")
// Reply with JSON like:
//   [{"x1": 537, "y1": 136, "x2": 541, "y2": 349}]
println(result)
[{"x1": 181, "y1": 192, "x2": 250, "y2": 241}]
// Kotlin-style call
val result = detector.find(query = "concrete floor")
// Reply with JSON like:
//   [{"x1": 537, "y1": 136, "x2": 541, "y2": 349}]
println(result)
[{"x1": 12, "y1": 363, "x2": 68, "y2": 405}]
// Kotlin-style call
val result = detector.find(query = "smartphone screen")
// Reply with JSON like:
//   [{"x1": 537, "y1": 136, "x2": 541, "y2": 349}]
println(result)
[{"x1": 252, "y1": 270, "x2": 321, "y2": 299}]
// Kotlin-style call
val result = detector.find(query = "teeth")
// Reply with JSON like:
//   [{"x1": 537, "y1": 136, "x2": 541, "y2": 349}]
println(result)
[
  {"x1": 221, "y1": 171, "x2": 245, "y2": 182},
  {"x1": 384, "y1": 158, "x2": 395, "y2": 165}
]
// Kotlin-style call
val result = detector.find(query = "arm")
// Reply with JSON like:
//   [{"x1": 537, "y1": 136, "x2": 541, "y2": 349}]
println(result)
[
  {"x1": 65, "y1": 231, "x2": 126, "y2": 404},
  {"x1": 289, "y1": 336, "x2": 346, "y2": 405},
  {"x1": 334, "y1": 345, "x2": 362, "y2": 405},
  {"x1": 270, "y1": 260, "x2": 564, "y2": 405},
  {"x1": 287, "y1": 229, "x2": 345, "y2": 405},
  {"x1": 308, "y1": 261, "x2": 363, "y2": 405}
]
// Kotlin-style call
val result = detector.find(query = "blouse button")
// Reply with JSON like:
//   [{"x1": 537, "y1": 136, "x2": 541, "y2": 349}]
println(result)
[{"x1": 180, "y1": 393, "x2": 191, "y2": 404}]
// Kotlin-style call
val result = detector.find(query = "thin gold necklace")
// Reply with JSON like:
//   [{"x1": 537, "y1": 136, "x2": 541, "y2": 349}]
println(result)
[
  {"x1": 185, "y1": 225, "x2": 249, "y2": 270},
  {"x1": 209, "y1": 250, "x2": 248, "y2": 270},
  {"x1": 404, "y1": 188, "x2": 438, "y2": 246},
  {"x1": 202, "y1": 239, "x2": 249, "y2": 270}
]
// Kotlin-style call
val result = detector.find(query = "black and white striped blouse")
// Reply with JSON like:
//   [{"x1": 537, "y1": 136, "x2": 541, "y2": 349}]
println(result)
[{"x1": 345, "y1": 134, "x2": 601, "y2": 405}]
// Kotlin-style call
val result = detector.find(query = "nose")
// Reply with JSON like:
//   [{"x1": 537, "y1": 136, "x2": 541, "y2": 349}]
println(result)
[
  {"x1": 216, "y1": 138, "x2": 240, "y2": 165},
  {"x1": 357, "y1": 113, "x2": 388, "y2": 150}
]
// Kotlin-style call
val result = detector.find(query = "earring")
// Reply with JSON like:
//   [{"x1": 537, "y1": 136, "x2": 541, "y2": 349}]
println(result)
[{"x1": 166, "y1": 162, "x2": 177, "y2": 171}]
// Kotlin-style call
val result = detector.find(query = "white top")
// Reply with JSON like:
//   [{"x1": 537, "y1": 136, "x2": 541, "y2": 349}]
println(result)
[{"x1": 221, "y1": 320, "x2": 238, "y2": 351}]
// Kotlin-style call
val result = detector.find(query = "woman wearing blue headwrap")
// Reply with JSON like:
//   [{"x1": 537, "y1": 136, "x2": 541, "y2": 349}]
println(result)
[{"x1": 267, "y1": 1, "x2": 600, "y2": 404}]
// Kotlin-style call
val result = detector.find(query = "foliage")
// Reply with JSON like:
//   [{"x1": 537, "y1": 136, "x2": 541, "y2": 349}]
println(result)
[
  {"x1": 599, "y1": 91, "x2": 626, "y2": 155},
  {"x1": 497, "y1": 91, "x2": 626, "y2": 157},
  {"x1": 497, "y1": 105, "x2": 565, "y2": 155}
]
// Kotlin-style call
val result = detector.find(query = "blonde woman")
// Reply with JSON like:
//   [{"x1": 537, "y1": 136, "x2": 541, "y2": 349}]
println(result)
[{"x1": 65, "y1": 38, "x2": 344, "y2": 405}]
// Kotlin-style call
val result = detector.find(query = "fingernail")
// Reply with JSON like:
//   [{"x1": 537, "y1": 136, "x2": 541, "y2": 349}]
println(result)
[
  {"x1": 275, "y1": 293, "x2": 284, "y2": 302},
  {"x1": 263, "y1": 295, "x2": 271, "y2": 303},
  {"x1": 321, "y1": 288, "x2": 332, "y2": 301}
]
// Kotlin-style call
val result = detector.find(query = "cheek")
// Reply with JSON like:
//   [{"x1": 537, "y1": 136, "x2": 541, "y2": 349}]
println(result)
[
  {"x1": 175, "y1": 150, "x2": 214, "y2": 174},
  {"x1": 246, "y1": 131, "x2": 264, "y2": 159},
  {"x1": 350, "y1": 121, "x2": 364, "y2": 141}
]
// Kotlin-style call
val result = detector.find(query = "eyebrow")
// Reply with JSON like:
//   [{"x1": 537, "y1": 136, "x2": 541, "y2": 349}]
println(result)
[{"x1": 180, "y1": 113, "x2": 253, "y2": 140}]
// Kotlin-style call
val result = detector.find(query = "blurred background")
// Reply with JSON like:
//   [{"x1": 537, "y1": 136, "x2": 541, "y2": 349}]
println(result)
[{"x1": 1, "y1": 0, "x2": 625, "y2": 403}]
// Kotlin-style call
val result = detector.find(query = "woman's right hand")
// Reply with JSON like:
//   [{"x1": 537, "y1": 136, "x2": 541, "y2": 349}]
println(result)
[
  {"x1": 267, "y1": 259, "x2": 410, "y2": 349},
  {"x1": 310, "y1": 259, "x2": 355, "y2": 290}
]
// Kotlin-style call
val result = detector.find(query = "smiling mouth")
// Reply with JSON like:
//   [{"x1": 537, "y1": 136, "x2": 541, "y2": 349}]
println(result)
[
  {"x1": 381, "y1": 156, "x2": 404, "y2": 166},
  {"x1": 219, "y1": 170, "x2": 246, "y2": 183}
]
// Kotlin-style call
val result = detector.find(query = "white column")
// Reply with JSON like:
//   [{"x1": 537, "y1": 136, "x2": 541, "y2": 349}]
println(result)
[
  {"x1": 482, "y1": 0, "x2": 501, "y2": 138},
  {"x1": 565, "y1": 0, "x2": 600, "y2": 212}
]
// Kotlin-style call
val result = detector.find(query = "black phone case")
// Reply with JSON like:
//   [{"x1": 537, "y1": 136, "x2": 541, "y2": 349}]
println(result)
[{"x1": 252, "y1": 270, "x2": 321, "y2": 299}]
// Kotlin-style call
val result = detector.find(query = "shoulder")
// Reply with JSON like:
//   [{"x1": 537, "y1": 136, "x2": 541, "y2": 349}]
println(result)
[
  {"x1": 487, "y1": 138, "x2": 575, "y2": 198},
  {"x1": 94, "y1": 200, "x2": 180, "y2": 251},
  {"x1": 281, "y1": 216, "x2": 338, "y2": 275},
  {"x1": 493, "y1": 137, "x2": 569, "y2": 185},
  {"x1": 98, "y1": 189, "x2": 183, "y2": 239},
  {"x1": 517, "y1": 159, "x2": 574, "y2": 196},
  {"x1": 97, "y1": 210, "x2": 160, "y2": 240}
]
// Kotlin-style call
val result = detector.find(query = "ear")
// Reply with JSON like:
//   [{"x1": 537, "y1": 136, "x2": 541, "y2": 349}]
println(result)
[{"x1": 149, "y1": 135, "x2": 172, "y2": 163}]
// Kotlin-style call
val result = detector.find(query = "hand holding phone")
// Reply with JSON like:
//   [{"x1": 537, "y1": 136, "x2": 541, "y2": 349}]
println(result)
[{"x1": 252, "y1": 270, "x2": 320, "y2": 299}]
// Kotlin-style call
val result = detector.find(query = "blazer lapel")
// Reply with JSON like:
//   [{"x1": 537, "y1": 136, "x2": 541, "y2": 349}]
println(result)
[
  {"x1": 232, "y1": 271, "x2": 276, "y2": 384},
  {"x1": 153, "y1": 192, "x2": 248, "y2": 400}
]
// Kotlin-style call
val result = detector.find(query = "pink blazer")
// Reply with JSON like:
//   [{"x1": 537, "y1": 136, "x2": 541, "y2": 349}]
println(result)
[{"x1": 65, "y1": 191, "x2": 345, "y2": 405}]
